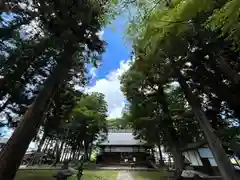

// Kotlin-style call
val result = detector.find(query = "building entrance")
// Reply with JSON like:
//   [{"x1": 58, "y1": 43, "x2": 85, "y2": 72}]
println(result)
[{"x1": 120, "y1": 152, "x2": 136, "y2": 164}]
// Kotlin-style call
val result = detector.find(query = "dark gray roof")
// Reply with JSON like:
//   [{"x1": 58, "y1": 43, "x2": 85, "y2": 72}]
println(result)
[{"x1": 99, "y1": 129, "x2": 146, "y2": 146}]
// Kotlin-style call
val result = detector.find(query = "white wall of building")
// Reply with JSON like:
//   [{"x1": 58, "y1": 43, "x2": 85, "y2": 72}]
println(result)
[
  {"x1": 183, "y1": 146, "x2": 238, "y2": 168},
  {"x1": 198, "y1": 147, "x2": 217, "y2": 166},
  {"x1": 183, "y1": 150, "x2": 203, "y2": 166}
]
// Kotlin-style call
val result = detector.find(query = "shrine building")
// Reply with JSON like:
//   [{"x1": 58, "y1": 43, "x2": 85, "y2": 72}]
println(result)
[{"x1": 96, "y1": 129, "x2": 153, "y2": 166}]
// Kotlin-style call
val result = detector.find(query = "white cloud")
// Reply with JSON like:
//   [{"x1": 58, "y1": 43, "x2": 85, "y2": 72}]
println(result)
[
  {"x1": 87, "y1": 59, "x2": 132, "y2": 119},
  {"x1": 89, "y1": 67, "x2": 97, "y2": 79},
  {"x1": 96, "y1": 30, "x2": 104, "y2": 40}
]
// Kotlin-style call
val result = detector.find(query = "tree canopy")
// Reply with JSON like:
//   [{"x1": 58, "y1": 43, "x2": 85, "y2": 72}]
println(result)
[
  {"x1": 0, "y1": 0, "x2": 115, "y2": 178},
  {"x1": 0, "y1": 0, "x2": 240, "y2": 179},
  {"x1": 120, "y1": 0, "x2": 240, "y2": 179}
]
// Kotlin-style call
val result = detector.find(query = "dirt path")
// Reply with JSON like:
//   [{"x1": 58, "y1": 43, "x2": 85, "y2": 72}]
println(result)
[{"x1": 116, "y1": 171, "x2": 134, "y2": 180}]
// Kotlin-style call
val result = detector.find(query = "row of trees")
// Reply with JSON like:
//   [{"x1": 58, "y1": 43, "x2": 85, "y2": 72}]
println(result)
[
  {"x1": 0, "y1": 0, "x2": 115, "y2": 179},
  {"x1": 120, "y1": 0, "x2": 240, "y2": 180},
  {"x1": 35, "y1": 92, "x2": 108, "y2": 166}
]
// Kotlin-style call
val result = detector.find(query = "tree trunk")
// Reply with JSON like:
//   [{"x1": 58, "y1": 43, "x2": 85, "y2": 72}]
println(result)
[
  {"x1": 61, "y1": 143, "x2": 68, "y2": 162},
  {"x1": 84, "y1": 140, "x2": 89, "y2": 161},
  {"x1": 77, "y1": 147, "x2": 83, "y2": 161},
  {"x1": 45, "y1": 138, "x2": 52, "y2": 153},
  {"x1": 72, "y1": 149, "x2": 77, "y2": 161},
  {"x1": 42, "y1": 138, "x2": 49, "y2": 152},
  {"x1": 217, "y1": 57, "x2": 240, "y2": 85},
  {"x1": 157, "y1": 143, "x2": 164, "y2": 166},
  {"x1": 175, "y1": 68, "x2": 238, "y2": 180},
  {"x1": 37, "y1": 133, "x2": 46, "y2": 152},
  {"x1": 53, "y1": 140, "x2": 64, "y2": 166},
  {"x1": 88, "y1": 143, "x2": 93, "y2": 160},
  {"x1": 171, "y1": 147, "x2": 184, "y2": 179},
  {"x1": 158, "y1": 87, "x2": 184, "y2": 177},
  {"x1": 68, "y1": 149, "x2": 72, "y2": 161},
  {"x1": 53, "y1": 139, "x2": 59, "y2": 156},
  {"x1": 168, "y1": 139, "x2": 184, "y2": 178},
  {"x1": 0, "y1": 57, "x2": 73, "y2": 179},
  {"x1": 67, "y1": 145, "x2": 71, "y2": 160},
  {"x1": 70, "y1": 149, "x2": 74, "y2": 161},
  {"x1": 47, "y1": 139, "x2": 53, "y2": 155},
  {"x1": 196, "y1": 62, "x2": 240, "y2": 120}
]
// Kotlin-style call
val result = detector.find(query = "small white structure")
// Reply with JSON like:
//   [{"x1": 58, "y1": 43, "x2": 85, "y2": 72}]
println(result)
[{"x1": 182, "y1": 141, "x2": 240, "y2": 175}]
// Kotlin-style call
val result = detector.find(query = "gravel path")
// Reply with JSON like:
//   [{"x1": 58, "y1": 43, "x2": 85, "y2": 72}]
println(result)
[{"x1": 116, "y1": 171, "x2": 133, "y2": 180}]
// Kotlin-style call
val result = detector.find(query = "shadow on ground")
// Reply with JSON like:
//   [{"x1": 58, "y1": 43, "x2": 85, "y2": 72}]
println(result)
[
  {"x1": 131, "y1": 171, "x2": 170, "y2": 180},
  {"x1": 15, "y1": 170, "x2": 118, "y2": 180}
]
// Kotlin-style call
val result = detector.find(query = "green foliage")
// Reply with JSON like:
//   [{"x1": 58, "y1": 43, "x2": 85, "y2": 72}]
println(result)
[
  {"x1": 121, "y1": 64, "x2": 201, "y2": 149},
  {"x1": 207, "y1": 0, "x2": 240, "y2": 48},
  {"x1": 0, "y1": 0, "x2": 116, "y2": 127},
  {"x1": 107, "y1": 117, "x2": 131, "y2": 129},
  {"x1": 67, "y1": 92, "x2": 108, "y2": 156},
  {"x1": 0, "y1": 0, "x2": 116, "y2": 175},
  {"x1": 122, "y1": 0, "x2": 240, "y2": 157},
  {"x1": 139, "y1": 0, "x2": 218, "y2": 57}
]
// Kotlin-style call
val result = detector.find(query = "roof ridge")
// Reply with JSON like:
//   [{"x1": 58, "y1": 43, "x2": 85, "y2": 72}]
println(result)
[{"x1": 108, "y1": 129, "x2": 133, "y2": 133}]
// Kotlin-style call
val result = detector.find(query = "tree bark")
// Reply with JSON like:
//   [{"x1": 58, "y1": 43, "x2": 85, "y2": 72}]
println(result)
[
  {"x1": 157, "y1": 143, "x2": 164, "y2": 166},
  {"x1": 72, "y1": 148, "x2": 77, "y2": 161},
  {"x1": 70, "y1": 149, "x2": 74, "y2": 161},
  {"x1": 43, "y1": 138, "x2": 50, "y2": 152},
  {"x1": 88, "y1": 142, "x2": 93, "y2": 160},
  {"x1": 217, "y1": 57, "x2": 240, "y2": 85},
  {"x1": 53, "y1": 140, "x2": 64, "y2": 166},
  {"x1": 77, "y1": 147, "x2": 83, "y2": 161},
  {"x1": 37, "y1": 133, "x2": 46, "y2": 152},
  {"x1": 61, "y1": 143, "x2": 69, "y2": 162},
  {"x1": 158, "y1": 87, "x2": 184, "y2": 177},
  {"x1": 175, "y1": 68, "x2": 238, "y2": 180},
  {"x1": 167, "y1": 136, "x2": 184, "y2": 178},
  {"x1": 195, "y1": 61, "x2": 240, "y2": 120},
  {"x1": 44, "y1": 138, "x2": 52, "y2": 153},
  {"x1": 0, "y1": 55, "x2": 73, "y2": 179},
  {"x1": 84, "y1": 140, "x2": 89, "y2": 161},
  {"x1": 54, "y1": 139, "x2": 59, "y2": 156},
  {"x1": 62, "y1": 145, "x2": 67, "y2": 161}
]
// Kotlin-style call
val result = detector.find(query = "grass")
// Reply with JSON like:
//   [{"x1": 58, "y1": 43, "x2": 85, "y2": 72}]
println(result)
[
  {"x1": 15, "y1": 170, "x2": 118, "y2": 180},
  {"x1": 15, "y1": 169, "x2": 170, "y2": 180},
  {"x1": 83, "y1": 161, "x2": 98, "y2": 169},
  {"x1": 15, "y1": 170, "x2": 55, "y2": 180},
  {"x1": 131, "y1": 171, "x2": 170, "y2": 180}
]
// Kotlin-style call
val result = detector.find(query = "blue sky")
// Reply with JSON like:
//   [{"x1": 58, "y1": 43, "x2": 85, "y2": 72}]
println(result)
[
  {"x1": 97, "y1": 17, "x2": 131, "y2": 79},
  {"x1": 87, "y1": 14, "x2": 133, "y2": 119}
]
